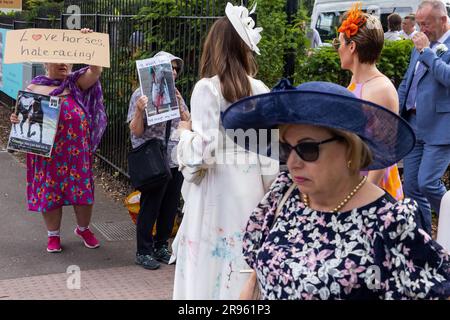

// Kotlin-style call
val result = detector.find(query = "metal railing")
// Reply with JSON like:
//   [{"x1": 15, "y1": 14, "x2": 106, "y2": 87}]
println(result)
[
  {"x1": 1, "y1": 0, "x2": 282, "y2": 180},
  {"x1": 58, "y1": 0, "x2": 250, "y2": 177},
  {"x1": 64, "y1": 0, "x2": 244, "y2": 16}
]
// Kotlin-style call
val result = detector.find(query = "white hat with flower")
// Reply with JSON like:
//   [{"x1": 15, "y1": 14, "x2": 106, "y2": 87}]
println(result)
[{"x1": 225, "y1": 2, "x2": 263, "y2": 55}]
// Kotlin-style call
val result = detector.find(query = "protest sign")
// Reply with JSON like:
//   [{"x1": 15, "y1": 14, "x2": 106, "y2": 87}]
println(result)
[
  {"x1": 7, "y1": 91, "x2": 61, "y2": 157},
  {"x1": 4, "y1": 28, "x2": 110, "y2": 67},
  {"x1": 0, "y1": 0, "x2": 22, "y2": 11},
  {"x1": 136, "y1": 56, "x2": 180, "y2": 126}
]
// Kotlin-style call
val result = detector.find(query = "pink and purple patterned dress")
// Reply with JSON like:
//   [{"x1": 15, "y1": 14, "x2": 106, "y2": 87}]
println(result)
[
  {"x1": 26, "y1": 95, "x2": 94, "y2": 212},
  {"x1": 243, "y1": 172, "x2": 450, "y2": 299}
]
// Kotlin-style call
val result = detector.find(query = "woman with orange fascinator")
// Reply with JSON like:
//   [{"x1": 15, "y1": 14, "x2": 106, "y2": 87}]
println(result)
[{"x1": 334, "y1": 2, "x2": 404, "y2": 201}]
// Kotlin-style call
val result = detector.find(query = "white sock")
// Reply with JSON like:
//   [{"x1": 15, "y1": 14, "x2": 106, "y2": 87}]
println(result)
[
  {"x1": 77, "y1": 225, "x2": 89, "y2": 232},
  {"x1": 48, "y1": 230, "x2": 60, "y2": 237}
]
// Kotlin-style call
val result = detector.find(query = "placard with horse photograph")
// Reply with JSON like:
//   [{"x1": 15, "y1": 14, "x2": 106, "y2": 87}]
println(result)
[
  {"x1": 136, "y1": 56, "x2": 180, "y2": 126},
  {"x1": 7, "y1": 91, "x2": 60, "y2": 157}
]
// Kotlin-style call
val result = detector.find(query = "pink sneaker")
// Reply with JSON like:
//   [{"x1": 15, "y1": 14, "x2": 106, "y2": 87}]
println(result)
[
  {"x1": 47, "y1": 236, "x2": 62, "y2": 253},
  {"x1": 74, "y1": 227, "x2": 100, "y2": 249}
]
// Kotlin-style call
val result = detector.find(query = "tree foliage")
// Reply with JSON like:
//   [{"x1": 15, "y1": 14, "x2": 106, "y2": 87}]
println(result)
[
  {"x1": 296, "y1": 40, "x2": 414, "y2": 88},
  {"x1": 0, "y1": 0, "x2": 63, "y2": 20},
  {"x1": 256, "y1": 0, "x2": 308, "y2": 87}
]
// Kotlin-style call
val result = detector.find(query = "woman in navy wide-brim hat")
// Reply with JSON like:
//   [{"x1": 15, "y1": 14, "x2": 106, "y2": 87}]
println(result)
[{"x1": 222, "y1": 79, "x2": 450, "y2": 300}]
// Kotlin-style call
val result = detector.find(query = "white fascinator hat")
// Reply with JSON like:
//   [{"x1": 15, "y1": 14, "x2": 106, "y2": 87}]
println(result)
[{"x1": 225, "y1": 2, "x2": 263, "y2": 55}]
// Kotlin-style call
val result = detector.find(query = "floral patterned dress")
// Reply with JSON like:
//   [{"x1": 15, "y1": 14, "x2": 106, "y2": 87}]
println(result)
[
  {"x1": 27, "y1": 95, "x2": 94, "y2": 212},
  {"x1": 243, "y1": 171, "x2": 450, "y2": 300}
]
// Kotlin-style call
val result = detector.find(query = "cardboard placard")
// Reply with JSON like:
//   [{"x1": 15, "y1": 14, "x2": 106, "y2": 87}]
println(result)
[
  {"x1": 4, "y1": 28, "x2": 110, "y2": 67},
  {"x1": 0, "y1": 0, "x2": 22, "y2": 10}
]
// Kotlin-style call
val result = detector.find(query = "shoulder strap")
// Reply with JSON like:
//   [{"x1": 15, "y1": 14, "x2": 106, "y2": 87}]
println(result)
[
  {"x1": 164, "y1": 120, "x2": 172, "y2": 151},
  {"x1": 356, "y1": 75, "x2": 385, "y2": 99},
  {"x1": 271, "y1": 183, "x2": 297, "y2": 228}
]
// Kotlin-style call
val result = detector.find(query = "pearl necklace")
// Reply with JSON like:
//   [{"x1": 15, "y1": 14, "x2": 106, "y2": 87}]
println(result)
[{"x1": 302, "y1": 176, "x2": 367, "y2": 213}]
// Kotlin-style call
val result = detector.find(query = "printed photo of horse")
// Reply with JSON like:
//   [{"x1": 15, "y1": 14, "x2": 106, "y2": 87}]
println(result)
[{"x1": 8, "y1": 91, "x2": 60, "y2": 157}]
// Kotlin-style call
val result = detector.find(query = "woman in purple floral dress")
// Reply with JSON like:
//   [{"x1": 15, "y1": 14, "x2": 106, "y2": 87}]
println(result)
[
  {"x1": 10, "y1": 29, "x2": 107, "y2": 253},
  {"x1": 222, "y1": 79, "x2": 450, "y2": 299}
]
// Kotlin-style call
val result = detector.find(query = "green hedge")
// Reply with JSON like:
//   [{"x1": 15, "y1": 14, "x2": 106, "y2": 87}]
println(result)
[
  {"x1": 295, "y1": 40, "x2": 415, "y2": 88},
  {"x1": 133, "y1": 0, "x2": 309, "y2": 90},
  {"x1": 0, "y1": 0, "x2": 63, "y2": 21},
  {"x1": 255, "y1": 0, "x2": 308, "y2": 87},
  {"x1": 378, "y1": 40, "x2": 415, "y2": 88}
]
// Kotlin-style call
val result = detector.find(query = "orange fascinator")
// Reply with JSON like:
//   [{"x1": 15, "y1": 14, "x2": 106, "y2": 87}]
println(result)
[{"x1": 338, "y1": 2, "x2": 367, "y2": 38}]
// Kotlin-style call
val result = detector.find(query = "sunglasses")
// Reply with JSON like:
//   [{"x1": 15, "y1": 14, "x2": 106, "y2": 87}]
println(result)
[
  {"x1": 172, "y1": 65, "x2": 181, "y2": 73},
  {"x1": 332, "y1": 38, "x2": 341, "y2": 50},
  {"x1": 332, "y1": 37, "x2": 352, "y2": 51},
  {"x1": 280, "y1": 136, "x2": 342, "y2": 162}
]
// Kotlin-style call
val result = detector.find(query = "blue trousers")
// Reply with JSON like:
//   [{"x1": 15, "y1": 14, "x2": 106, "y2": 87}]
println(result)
[{"x1": 403, "y1": 114, "x2": 450, "y2": 234}]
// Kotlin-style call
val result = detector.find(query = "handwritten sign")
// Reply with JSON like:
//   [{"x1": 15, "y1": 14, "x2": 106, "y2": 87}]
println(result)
[
  {"x1": 4, "y1": 28, "x2": 110, "y2": 67},
  {"x1": 0, "y1": 0, "x2": 22, "y2": 10}
]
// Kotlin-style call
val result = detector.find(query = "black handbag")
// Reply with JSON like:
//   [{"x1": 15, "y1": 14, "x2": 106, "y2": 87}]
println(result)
[{"x1": 128, "y1": 120, "x2": 172, "y2": 191}]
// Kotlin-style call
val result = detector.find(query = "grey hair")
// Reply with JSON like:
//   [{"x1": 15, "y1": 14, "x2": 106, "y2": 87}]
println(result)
[{"x1": 418, "y1": 0, "x2": 448, "y2": 16}]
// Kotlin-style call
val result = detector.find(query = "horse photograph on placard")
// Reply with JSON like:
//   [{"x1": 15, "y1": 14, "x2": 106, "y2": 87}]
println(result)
[
  {"x1": 7, "y1": 91, "x2": 61, "y2": 157},
  {"x1": 136, "y1": 56, "x2": 180, "y2": 126}
]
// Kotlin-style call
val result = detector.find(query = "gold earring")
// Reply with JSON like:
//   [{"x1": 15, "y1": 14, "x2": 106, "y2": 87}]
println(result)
[{"x1": 347, "y1": 160, "x2": 352, "y2": 169}]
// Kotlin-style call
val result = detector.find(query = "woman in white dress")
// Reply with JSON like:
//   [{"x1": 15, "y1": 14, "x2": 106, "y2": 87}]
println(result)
[{"x1": 170, "y1": 2, "x2": 278, "y2": 299}]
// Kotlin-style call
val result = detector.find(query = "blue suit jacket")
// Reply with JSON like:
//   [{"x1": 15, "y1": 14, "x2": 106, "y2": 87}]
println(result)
[{"x1": 398, "y1": 37, "x2": 450, "y2": 145}]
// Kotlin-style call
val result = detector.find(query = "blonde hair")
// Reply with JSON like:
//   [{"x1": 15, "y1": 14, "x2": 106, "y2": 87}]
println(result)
[
  {"x1": 279, "y1": 124, "x2": 293, "y2": 143},
  {"x1": 279, "y1": 125, "x2": 373, "y2": 174},
  {"x1": 329, "y1": 128, "x2": 373, "y2": 174}
]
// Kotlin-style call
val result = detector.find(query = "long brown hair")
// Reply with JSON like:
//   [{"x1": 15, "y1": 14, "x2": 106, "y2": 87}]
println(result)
[{"x1": 199, "y1": 17, "x2": 257, "y2": 103}]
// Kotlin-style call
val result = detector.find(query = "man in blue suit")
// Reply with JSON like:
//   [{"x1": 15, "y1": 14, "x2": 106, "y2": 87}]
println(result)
[{"x1": 398, "y1": 0, "x2": 450, "y2": 234}]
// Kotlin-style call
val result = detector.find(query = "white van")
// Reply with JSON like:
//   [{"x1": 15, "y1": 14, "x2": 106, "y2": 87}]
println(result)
[{"x1": 311, "y1": 0, "x2": 450, "y2": 41}]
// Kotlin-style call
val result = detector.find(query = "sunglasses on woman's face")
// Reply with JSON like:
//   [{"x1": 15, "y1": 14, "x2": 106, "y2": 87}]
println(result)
[
  {"x1": 172, "y1": 65, "x2": 181, "y2": 73},
  {"x1": 280, "y1": 136, "x2": 342, "y2": 162},
  {"x1": 332, "y1": 38, "x2": 341, "y2": 50}
]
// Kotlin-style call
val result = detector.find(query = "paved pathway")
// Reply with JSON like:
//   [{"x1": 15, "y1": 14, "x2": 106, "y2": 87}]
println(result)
[{"x1": 0, "y1": 148, "x2": 174, "y2": 299}]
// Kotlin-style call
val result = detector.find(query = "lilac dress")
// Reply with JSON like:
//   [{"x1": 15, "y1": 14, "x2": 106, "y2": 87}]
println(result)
[
  {"x1": 348, "y1": 81, "x2": 404, "y2": 201},
  {"x1": 27, "y1": 95, "x2": 94, "y2": 212}
]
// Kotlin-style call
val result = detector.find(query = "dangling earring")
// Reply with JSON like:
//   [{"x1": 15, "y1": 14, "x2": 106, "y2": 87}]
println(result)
[{"x1": 347, "y1": 160, "x2": 352, "y2": 169}]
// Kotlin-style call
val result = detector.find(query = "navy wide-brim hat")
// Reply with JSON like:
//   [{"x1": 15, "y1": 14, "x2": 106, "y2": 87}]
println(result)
[{"x1": 221, "y1": 79, "x2": 416, "y2": 170}]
